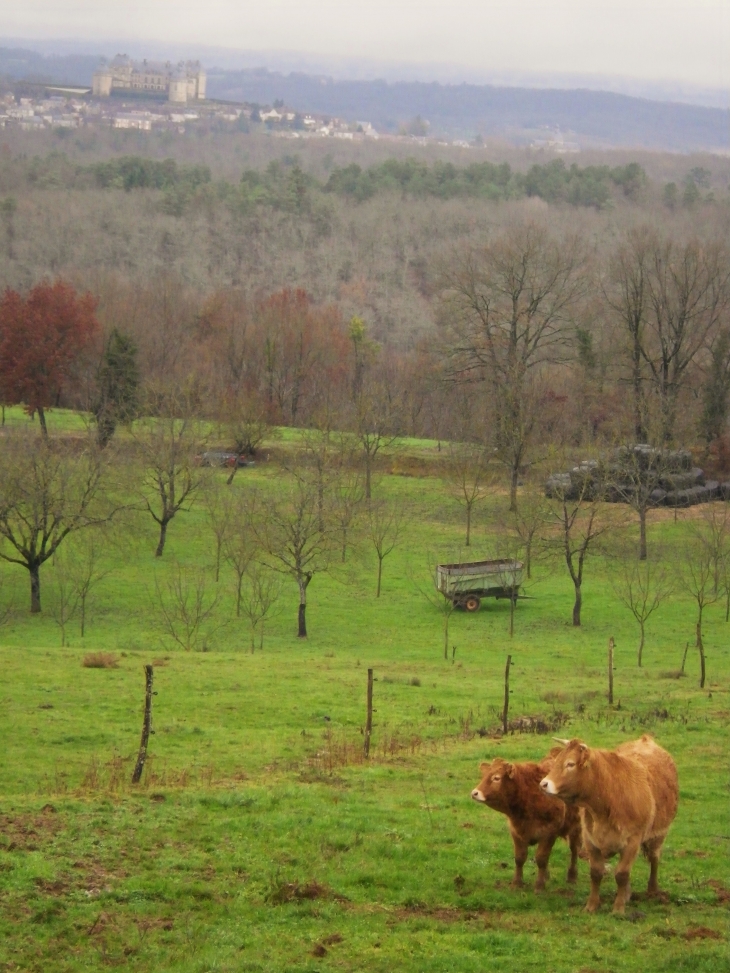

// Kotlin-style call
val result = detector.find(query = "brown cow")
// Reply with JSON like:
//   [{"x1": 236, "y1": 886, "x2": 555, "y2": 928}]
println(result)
[
  {"x1": 540, "y1": 734, "x2": 678, "y2": 914},
  {"x1": 471, "y1": 752, "x2": 582, "y2": 891}
]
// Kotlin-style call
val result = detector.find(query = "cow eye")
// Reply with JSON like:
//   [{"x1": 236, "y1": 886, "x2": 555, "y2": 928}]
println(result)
[
  {"x1": 565, "y1": 761, "x2": 576, "y2": 769},
  {"x1": 492, "y1": 775, "x2": 500, "y2": 782}
]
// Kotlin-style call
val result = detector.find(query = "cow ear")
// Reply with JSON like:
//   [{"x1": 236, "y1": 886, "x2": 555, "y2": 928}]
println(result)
[
  {"x1": 479, "y1": 762, "x2": 490, "y2": 774},
  {"x1": 505, "y1": 763, "x2": 515, "y2": 778}
]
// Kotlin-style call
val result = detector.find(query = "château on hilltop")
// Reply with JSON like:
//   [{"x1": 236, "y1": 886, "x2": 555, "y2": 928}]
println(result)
[{"x1": 92, "y1": 55, "x2": 206, "y2": 104}]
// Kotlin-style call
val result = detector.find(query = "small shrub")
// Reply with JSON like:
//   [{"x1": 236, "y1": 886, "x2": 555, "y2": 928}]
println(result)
[
  {"x1": 410, "y1": 677, "x2": 421, "y2": 687},
  {"x1": 82, "y1": 652, "x2": 119, "y2": 669}
]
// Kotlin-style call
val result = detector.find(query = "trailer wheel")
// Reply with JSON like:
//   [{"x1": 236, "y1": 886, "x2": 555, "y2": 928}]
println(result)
[{"x1": 464, "y1": 596, "x2": 481, "y2": 613}]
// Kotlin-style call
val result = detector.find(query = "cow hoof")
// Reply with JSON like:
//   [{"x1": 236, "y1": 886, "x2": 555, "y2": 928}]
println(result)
[
  {"x1": 534, "y1": 884, "x2": 546, "y2": 894},
  {"x1": 584, "y1": 902, "x2": 600, "y2": 914},
  {"x1": 509, "y1": 881, "x2": 525, "y2": 891},
  {"x1": 567, "y1": 871, "x2": 578, "y2": 884}
]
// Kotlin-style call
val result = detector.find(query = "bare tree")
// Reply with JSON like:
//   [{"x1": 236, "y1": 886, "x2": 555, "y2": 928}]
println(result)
[
  {"x1": 222, "y1": 490, "x2": 259, "y2": 616},
  {"x1": 135, "y1": 403, "x2": 206, "y2": 557},
  {"x1": 607, "y1": 444, "x2": 683, "y2": 561},
  {"x1": 412, "y1": 557, "x2": 459, "y2": 661},
  {"x1": 155, "y1": 561, "x2": 221, "y2": 651},
  {"x1": 255, "y1": 470, "x2": 332, "y2": 638},
  {"x1": 0, "y1": 435, "x2": 116, "y2": 612},
  {"x1": 446, "y1": 441, "x2": 491, "y2": 546},
  {"x1": 203, "y1": 481, "x2": 234, "y2": 582},
  {"x1": 611, "y1": 550, "x2": 672, "y2": 666},
  {"x1": 548, "y1": 472, "x2": 615, "y2": 626},
  {"x1": 332, "y1": 458, "x2": 365, "y2": 562},
  {"x1": 505, "y1": 485, "x2": 550, "y2": 579},
  {"x1": 603, "y1": 226, "x2": 652, "y2": 441},
  {"x1": 643, "y1": 236, "x2": 730, "y2": 443},
  {"x1": 350, "y1": 377, "x2": 402, "y2": 500},
  {"x1": 677, "y1": 536, "x2": 718, "y2": 689},
  {"x1": 366, "y1": 498, "x2": 405, "y2": 597},
  {"x1": 442, "y1": 220, "x2": 586, "y2": 510},
  {"x1": 64, "y1": 532, "x2": 112, "y2": 637},
  {"x1": 49, "y1": 559, "x2": 78, "y2": 647},
  {"x1": 237, "y1": 560, "x2": 282, "y2": 652}
]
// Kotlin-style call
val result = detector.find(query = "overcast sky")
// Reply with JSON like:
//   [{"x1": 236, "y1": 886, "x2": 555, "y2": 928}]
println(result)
[{"x1": 4, "y1": 0, "x2": 729, "y2": 90}]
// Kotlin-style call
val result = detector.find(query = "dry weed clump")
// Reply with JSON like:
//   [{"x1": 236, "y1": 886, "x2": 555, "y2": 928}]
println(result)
[
  {"x1": 82, "y1": 652, "x2": 119, "y2": 669},
  {"x1": 266, "y1": 878, "x2": 335, "y2": 905}
]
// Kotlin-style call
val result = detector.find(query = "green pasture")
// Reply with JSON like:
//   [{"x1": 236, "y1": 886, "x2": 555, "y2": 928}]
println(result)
[{"x1": 0, "y1": 439, "x2": 728, "y2": 972}]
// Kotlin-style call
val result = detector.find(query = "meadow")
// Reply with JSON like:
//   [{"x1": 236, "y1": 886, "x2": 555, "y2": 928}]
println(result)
[{"x1": 0, "y1": 419, "x2": 728, "y2": 972}]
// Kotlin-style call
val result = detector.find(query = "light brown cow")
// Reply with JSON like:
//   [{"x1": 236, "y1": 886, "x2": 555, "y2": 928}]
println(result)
[
  {"x1": 471, "y1": 753, "x2": 582, "y2": 891},
  {"x1": 540, "y1": 734, "x2": 678, "y2": 914}
]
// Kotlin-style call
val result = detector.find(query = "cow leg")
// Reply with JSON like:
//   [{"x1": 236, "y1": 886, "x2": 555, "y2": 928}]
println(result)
[
  {"x1": 643, "y1": 836, "x2": 665, "y2": 896},
  {"x1": 510, "y1": 837, "x2": 528, "y2": 889},
  {"x1": 585, "y1": 844, "x2": 605, "y2": 913},
  {"x1": 612, "y1": 838, "x2": 641, "y2": 915},
  {"x1": 534, "y1": 836, "x2": 556, "y2": 892},
  {"x1": 567, "y1": 831, "x2": 580, "y2": 884}
]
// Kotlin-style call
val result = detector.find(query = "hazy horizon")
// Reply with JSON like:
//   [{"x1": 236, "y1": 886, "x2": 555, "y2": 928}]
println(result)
[{"x1": 2, "y1": 0, "x2": 728, "y2": 95}]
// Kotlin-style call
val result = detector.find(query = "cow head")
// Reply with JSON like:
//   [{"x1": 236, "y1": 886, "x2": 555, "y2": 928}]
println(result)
[
  {"x1": 540, "y1": 738, "x2": 590, "y2": 802},
  {"x1": 471, "y1": 758, "x2": 516, "y2": 811}
]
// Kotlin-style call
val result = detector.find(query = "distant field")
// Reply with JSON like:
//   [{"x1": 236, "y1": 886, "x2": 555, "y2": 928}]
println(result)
[{"x1": 0, "y1": 430, "x2": 728, "y2": 972}]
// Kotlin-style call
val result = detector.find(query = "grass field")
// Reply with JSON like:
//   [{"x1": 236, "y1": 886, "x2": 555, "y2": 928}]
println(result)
[{"x1": 0, "y1": 429, "x2": 728, "y2": 972}]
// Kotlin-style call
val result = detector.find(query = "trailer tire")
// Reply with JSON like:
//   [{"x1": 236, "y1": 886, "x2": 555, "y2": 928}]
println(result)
[{"x1": 464, "y1": 596, "x2": 481, "y2": 613}]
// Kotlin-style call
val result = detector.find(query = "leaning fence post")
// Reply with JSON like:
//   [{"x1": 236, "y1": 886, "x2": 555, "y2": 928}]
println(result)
[
  {"x1": 364, "y1": 668, "x2": 374, "y2": 758},
  {"x1": 608, "y1": 637, "x2": 615, "y2": 705},
  {"x1": 132, "y1": 665, "x2": 154, "y2": 784},
  {"x1": 502, "y1": 654, "x2": 512, "y2": 735}
]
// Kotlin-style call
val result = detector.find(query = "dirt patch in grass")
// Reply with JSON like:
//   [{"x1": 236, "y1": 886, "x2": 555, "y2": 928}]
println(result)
[
  {"x1": 683, "y1": 926, "x2": 723, "y2": 941},
  {"x1": 707, "y1": 880, "x2": 730, "y2": 903},
  {"x1": 396, "y1": 904, "x2": 489, "y2": 923},
  {"x1": 266, "y1": 879, "x2": 341, "y2": 905},
  {"x1": 0, "y1": 807, "x2": 63, "y2": 851}
]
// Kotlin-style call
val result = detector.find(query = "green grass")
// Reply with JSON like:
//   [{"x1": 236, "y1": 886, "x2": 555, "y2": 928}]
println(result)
[{"x1": 1, "y1": 457, "x2": 728, "y2": 972}]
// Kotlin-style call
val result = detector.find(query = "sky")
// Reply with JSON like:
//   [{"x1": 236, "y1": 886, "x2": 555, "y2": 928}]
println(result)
[{"x1": 3, "y1": 0, "x2": 729, "y2": 91}]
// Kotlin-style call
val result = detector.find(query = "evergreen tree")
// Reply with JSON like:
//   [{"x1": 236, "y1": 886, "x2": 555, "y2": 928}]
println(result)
[
  {"x1": 700, "y1": 328, "x2": 730, "y2": 444},
  {"x1": 94, "y1": 329, "x2": 139, "y2": 448}
]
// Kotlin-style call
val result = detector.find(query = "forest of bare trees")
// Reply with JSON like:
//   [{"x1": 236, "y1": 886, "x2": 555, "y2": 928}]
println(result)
[{"x1": 0, "y1": 126, "x2": 729, "y2": 486}]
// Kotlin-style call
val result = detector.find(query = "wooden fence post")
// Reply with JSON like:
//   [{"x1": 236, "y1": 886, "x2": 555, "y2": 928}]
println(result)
[
  {"x1": 608, "y1": 638, "x2": 614, "y2": 705},
  {"x1": 132, "y1": 665, "x2": 154, "y2": 784},
  {"x1": 502, "y1": 655, "x2": 512, "y2": 735},
  {"x1": 364, "y1": 668, "x2": 374, "y2": 758}
]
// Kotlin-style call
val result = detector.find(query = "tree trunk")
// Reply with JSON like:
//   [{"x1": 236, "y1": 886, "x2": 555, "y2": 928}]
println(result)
[
  {"x1": 633, "y1": 340, "x2": 645, "y2": 442},
  {"x1": 509, "y1": 466, "x2": 519, "y2": 513},
  {"x1": 37, "y1": 406, "x2": 48, "y2": 439},
  {"x1": 443, "y1": 612, "x2": 449, "y2": 660},
  {"x1": 365, "y1": 458, "x2": 372, "y2": 500},
  {"x1": 465, "y1": 504, "x2": 471, "y2": 546},
  {"x1": 638, "y1": 623, "x2": 645, "y2": 667},
  {"x1": 80, "y1": 593, "x2": 87, "y2": 638},
  {"x1": 155, "y1": 520, "x2": 168, "y2": 558},
  {"x1": 525, "y1": 540, "x2": 532, "y2": 580},
  {"x1": 696, "y1": 618, "x2": 706, "y2": 689},
  {"x1": 572, "y1": 583, "x2": 582, "y2": 627},
  {"x1": 639, "y1": 507, "x2": 647, "y2": 561},
  {"x1": 376, "y1": 557, "x2": 383, "y2": 598},
  {"x1": 30, "y1": 564, "x2": 41, "y2": 613},
  {"x1": 297, "y1": 579, "x2": 307, "y2": 638}
]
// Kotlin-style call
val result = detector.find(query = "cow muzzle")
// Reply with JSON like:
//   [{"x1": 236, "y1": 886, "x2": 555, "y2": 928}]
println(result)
[
  {"x1": 471, "y1": 788, "x2": 486, "y2": 802},
  {"x1": 540, "y1": 776, "x2": 557, "y2": 795}
]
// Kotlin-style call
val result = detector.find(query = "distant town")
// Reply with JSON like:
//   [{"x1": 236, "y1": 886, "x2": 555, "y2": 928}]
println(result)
[{"x1": 0, "y1": 54, "x2": 580, "y2": 152}]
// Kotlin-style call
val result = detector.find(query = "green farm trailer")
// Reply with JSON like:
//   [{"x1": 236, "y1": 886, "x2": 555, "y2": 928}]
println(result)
[{"x1": 436, "y1": 559, "x2": 524, "y2": 612}]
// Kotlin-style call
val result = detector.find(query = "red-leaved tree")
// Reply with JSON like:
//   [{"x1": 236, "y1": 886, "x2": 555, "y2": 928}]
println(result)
[{"x1": 0, "y1": 281, "x2": 99, "y2": 436}]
